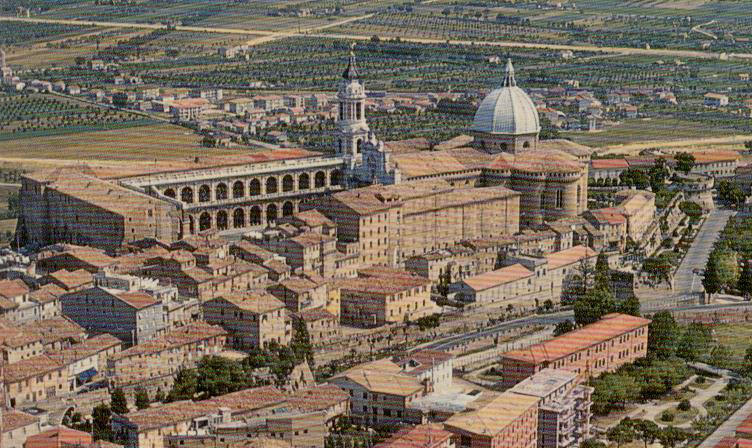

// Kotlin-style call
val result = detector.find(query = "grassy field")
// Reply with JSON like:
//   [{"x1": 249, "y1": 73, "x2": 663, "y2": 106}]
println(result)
[
  {"x1": 562, "y1": 117, "x2": 741, "y2": 148},
  {"x1": 711, "y1": 323, "x2": 752, "y2": 369},
  {"x1": 0, "y1": 123, "x2": 238, "y2": 164}
]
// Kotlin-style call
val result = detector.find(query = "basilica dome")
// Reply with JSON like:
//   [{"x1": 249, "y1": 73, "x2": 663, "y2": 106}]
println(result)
[{"x1": 471, "y1": 59, "x2": 540, "y2": 136}]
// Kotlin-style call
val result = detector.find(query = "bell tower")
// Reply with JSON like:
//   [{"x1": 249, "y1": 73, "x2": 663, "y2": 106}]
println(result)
[{"x1": 335, "y1": 44, "x2": 369, "y2": 165}]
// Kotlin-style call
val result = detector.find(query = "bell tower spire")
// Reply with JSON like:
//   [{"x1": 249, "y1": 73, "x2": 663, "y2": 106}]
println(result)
[{"x1": 335, "y1": 43, "x2": 369, "y2": 165}]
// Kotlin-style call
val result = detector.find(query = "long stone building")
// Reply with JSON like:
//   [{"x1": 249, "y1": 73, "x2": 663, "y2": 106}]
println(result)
[{"x1": 18, "y1": 55, "x2": 591, "y2": 253}]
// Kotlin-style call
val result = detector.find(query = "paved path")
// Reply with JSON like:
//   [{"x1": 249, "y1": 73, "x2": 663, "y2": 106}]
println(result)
[{"x1": 699, "y1": 395, "x2": 752, "y2": 448}]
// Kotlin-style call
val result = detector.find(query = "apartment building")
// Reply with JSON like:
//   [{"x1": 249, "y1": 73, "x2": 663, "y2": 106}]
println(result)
[
  {"x1": 2, "y1": 410, "x2": 42, "y2": 448},
  {"x1": 47, "y1": 334, "x2": 122, "y2": 392},
  {"x1": 112, "y1": 386, "x2": 288, "y2": 448},
  {"x1": 500, "y1": 313, "x2": 651, "y2": 386},
  {"x1": 268, "y1": 276, "x2": 327, "y2": 313},
  {"x1": 202, "y1": 292, "x2": 291, "y2": 350},
  {"x1": 295, "y1": 308, "x2": 340, "y2": 346},
  {"x1": 613, "y1": 190, "x2": 656, "y2": 243},
  {"x1": 0, "y1": 323, "x2": 45, "y2": 364},
  {"x1": 263, "y1": 231, "x2": 337, "y2": 278},
  {"x1": 444, "y1": 391, "x2": 539, "y2": 448},
  {"x1": 508, "y1": 369, "x2": 593, "y2": 448},
  {"x1": 4, "y1": 354, "x2": 69, "y2": 408},
  {"x1": 337, "y1": 268, "x2": 437, "y2": 327},
  {"x1": 106, "y1": 322, "x2": 227, "y2": 395}
]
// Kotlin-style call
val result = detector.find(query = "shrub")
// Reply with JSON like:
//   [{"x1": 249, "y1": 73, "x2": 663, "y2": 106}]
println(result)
[
  {"x1": 695, "y1": 376, "x2": 706, "y2": 384},
  {"x1": 715, "y1": 394, "x2": 726, "y2": 401},
  {"x1": 678, "y1": 399, "x2": 691, "y2": 411},
  {"x1": 661, "y1": 410, "x2": 675, "y2": 422}
]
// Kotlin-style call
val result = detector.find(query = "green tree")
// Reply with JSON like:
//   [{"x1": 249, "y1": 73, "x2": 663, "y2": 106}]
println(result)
[
  {"x1": 649, "y1": 158, "x2": 670, "y2": 192},
  {"x1": 91, "y1": 404, "x2": 112, "y2": 441},
  {"x1": 110, "y1": 387, "x2": 128, "y2": 415},
  {"x1": 710, "y1": 345, "x2": 732, "y2": 369},
  {"x1": 553, "y1": 319, "x2": 575, "y2": 336},
  {"x1": 581, "y1": 440, "x2": 607, "y2": 448},
  {"x1": 594, "y1": 251, "x2": 611, "y2": 292},
  {"x1": 134, "y1": 388, "x2": 150, "y2": 410},
  {"x1": 195, "y1": 356, "x2": 249, "y2": 399},
  {"x1": 742, "y1": 346, "x2": 752, "y2": 377},
  {"x1": 703, "y1": 251, "x2": 722, "y2": 297},
  {"x1": 618, "y1": 295, "x2": 641, "y2": 317},
  {"x1": 607, "y1": 418, "x2": 636, "y2": 448},
  {"x1": 648, "y1": 311, "x2": 679, "y2": 359},
  {"x1": 632, "y1": 419, "x2": 661, "y2": 448},
  {"x1": 574, "y1": 287, "x2": 615, "y2": 327},
  {"x1": 539, "y1": 114, "x2": 560, "y2": 139},
  {"x1": 675, "y1": 152, "x2": 695, "y2": 175},
  {"x1": 167, "y1": 368, "x2": 198, "y2": 402},
  {"x1": 657, "y1": 426, "x2": 689, "y2": 448},
  {"x1": 715, "y1": 247, "x2": 740, "y2": 290},
  {"x1": 739, "y1": 261, "x2": 752, "y2": 299},
  {"x1": 291, "y1": 317, "x2": 314, "y2": 366},
  {"x1": 677, "y1": 323, "x2": 712, "y2": 362},
  {"x1": 591, "y1": 373, "x2": 640, "y2": 414}
]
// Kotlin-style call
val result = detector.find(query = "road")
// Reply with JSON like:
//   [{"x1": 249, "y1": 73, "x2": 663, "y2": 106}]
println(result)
[
  {"x1": 3, "y1": 15, "x2": 752, "y2": 60},
  {"x1": 674, "y1": 209, "x2": 735, "y2": 295}
]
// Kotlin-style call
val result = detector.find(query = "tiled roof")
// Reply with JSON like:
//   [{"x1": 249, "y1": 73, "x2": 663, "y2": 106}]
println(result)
[
  {"x1": 47, "y1": 334, "x2": 121, "y2": 366},
  {"x1": 502, "y1": 313, "x2": 651, "y2": 364},
  {"x1": 462, "y1": 263, "x2": 533, "y2": 292},
  {"x1": 24, "y1": 426, "x2": 92, "y2": 448},
  {"x1": 47, "y1": 269, "x2": 93, "y2": 290},
  {"x1": 110, "y1": 321, "x2": 226, "y2": 362},
  {"x1": 589, "y1": 208, "x2": 627, "y2": 225},
  {"x1": 219, "y1": 292, "x2": 285, "y2": 314},
  {"x1": 399, "y1": 350, "x2": 454, "y2": 376},
  {"x1": 545, "y1": 245, "x2": 596, "y2": 270},
  {"x1": 374, "y1": 423, "x2": 453, "y2": 448},
  {"x1": 4, "y1": 354, "x2": 64, "y2": 383},
  {"x1": 0, "y1": 278, "x2": 29, "y2": 299},
  {"x1": 296, "y1": 308, "x2": 336, "y2": 322},
  {"x1": 26, "y1": 317, "x2": 86, "y2": 346},
  {"x1": 332, "y1": 358, "x2": 423, "y2": 396},
  {"x1": 1, "y1": 409, "x2": 39, "y2": 432},
  {"x1": 29, "y1": 283, "x2": 66, "y2": 304},
  {"x1": 445, "y1": 391, "x2": 539, "y2": 436},
  {"x1": 0, "y1": 322, "x2": 43, "y2": 348},
  {"x1": 115, "y1": 290, "x2": 160, "y2": 310},
  {"x1": 121, "y1": 386, "x2": 285, "y2": 430},
  {"x1": 286, "y1": 383, "x2": 349, "y2": 413},
  {"x1": 590, "y1": 158, "x2": 629, "y2": 170}
]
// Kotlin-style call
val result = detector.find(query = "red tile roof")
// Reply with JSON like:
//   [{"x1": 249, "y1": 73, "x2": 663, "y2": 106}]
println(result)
[
  {"x1": 0, "y1": 278, "x2": 30, "y2": 299},
  {"x1": 24, "y1": 426, "x2": 92, "y2": 448},
  {"x1": 502, "y1": 313, "x2": 651, "y2": 364},
  {"x1": 374, "y1": 424, "x2": 454, "y2": 448},
  {"x1": 591, "y1": 159, "x2": 629, "y2": 170}
]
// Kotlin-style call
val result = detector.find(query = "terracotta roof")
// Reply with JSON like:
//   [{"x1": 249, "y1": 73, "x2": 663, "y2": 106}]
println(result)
[
  {"x1": 219, "y1": 292, "x2": 285, "y2": 314},
  {"x1": 1, "y1": 409, "x2": 39, "y2": 433},
  {"x1": 0, "y1": 278, "x2": 29, "y2": 299},
  {"x1": 0, "y1": 323, "x2": 43, "y2": 348},
  {"x1": 502, "y1": 313, "x2": 651, "y2": 364},
  {"x1": 110, "y1": 322, "x2": 226, "y2": 362},
  {"x1": 399, "y1": 350, "x2": 454, "y2": 376},
  {"x1": 4, "y1": 354, "x2": 64, "y2": 383},
  {"x1": 121, "y1": 386, "x2": 285, "y2": 430},
  {"x1": 296, "y1": 307, "x2": 336, "y2": 322},
  {"x1": 445, "y1": 391, "x2": 539, "y2": 436},
  {"x1": 25, "y1": 317, "x2": 86, "y2": 346},
  {"x1": 374, "y1": 423, "x2": 454, "y2": 448},
  {"x1": 692, "y1": 150, "x2": 740, "y2": 164},
  {"x1": 286, "y1": 383, "x2": 349, "y2": 413},
  {"x1": 589, "y1": 208, "x2": 627, "y2": 225},
  {"x1": 29, "y1": 283, "x2": 66, "y2": 304},
  {"x1": 47, "y1": 269, "x2": 93, "y2": 290},
  {"x1": 115, "y1": 290, "x2": 160, "y2": 309},
  {"x1": 24, "y1": 426, "x2": 92, "y2": 448},
  {"x1": 590, "y1": 158, "x2": 629, "y2": 170},
  {"x1": 332, "y1": 358, "x2": 423, "y2": 396},
  {"x1": 545, "y1": 245, "x2": 596, "y2": 270},
  {"x1": 462, "y1": 263, "x2": 533, "y2": 292},
  {"x1": 538, "y1": 139, "x2": 592, "y2": 158},
  {"x1": 47, "y1": 334, "x2": 121, "y2": 366},
  {"x1": 337, "y1": 274, "x2": 430, "y2": 296}
]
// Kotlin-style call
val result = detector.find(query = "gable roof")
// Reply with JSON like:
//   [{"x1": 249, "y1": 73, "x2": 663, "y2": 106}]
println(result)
[
  {"x1": 331, "y1": 358, "x2": 423, "y2": 396},
  {"x1": 545, "y1": 245, "x2": 596, "y2": 270},
  {"x1": 462, "y1": 263, "x2": 533, "y2": 292},
  {"x1": 445, "y1": 391, "x2": 539, "y2": 436}
]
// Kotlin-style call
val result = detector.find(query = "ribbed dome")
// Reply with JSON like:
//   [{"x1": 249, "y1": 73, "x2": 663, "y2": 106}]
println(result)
[{"x1": 471, "y1": 59, "x2": 540, "y2": 136}]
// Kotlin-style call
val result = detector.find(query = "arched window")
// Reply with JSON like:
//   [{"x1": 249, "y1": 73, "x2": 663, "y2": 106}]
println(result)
[
  {"x1": 282, "y1": 175, "x2": 294, "y2": 192},
  {"x1": 356, "y1": 139, "x2": 362, "y2": 154},
  {"x1": 330, "y1": 170, "x2": 341, "y2": 186},
  {"x1": 199, "y1": 212, "x2": 211, "y2": 231},
  {"x1": 266, "y1": 177, "x2": 278, "y2": 194},
  {"x1": 283, "y1": 201, "x2": 294, "y2": 217},
  {"x1": 540, "y1": 193, "x2": 545, "y2": 210},
  {"x1": 299, "y1": 173, "x2": 310, "y2": 190},
  {"x1": 339, "y1": 103, "x2": 344, "y2": 120},
  {"x1": 338, "y1": 139, "x2": 342, "y2": 153},
  {"x1": 216, "y1": 211, "x2": 228, "y2": 230},
  {"x1": 233, "y1": 181, "x2": 245, "y2": 198},
  {"x1": 315, "y1": 171, "x2": 326, "y2": 188},
  {"x1": 233, "y1": 208, "x2": 245, "y2": 228},
  {"x1": 215, "y1": 183, "x2": 228, "y2": 201},
  {"x1": 181, "y1": 187, "x2": 194, "y2": 204},
  {"x1": 249, "y1": 179, "x2": 261, "y2": 196},
  {"x1": 577, "y1": 185, "x2": 582, "y2": 205},
  {"x1": 266, "y1": 204, "x2": 278, "y2": 223},
  {"x1": 556, "y1": 190, "x2": 563, "y2": 208},
  {"x1": 188, "y1": 216, "x2": 195, "y2": 234},
  {"x1": 164, "y1": 188, "x2": 176, "y2": 199},
  {"x1": 500, "y1": 143, "x2": 507, "y2": 152},
  {"x1": 356, "y1": 102, "x2": 362, "y2": 120},
  {"x1": 250, "y1": 206, "x2": 262, "y2": 225},
  {"x1": 198, "y1": 185, "x2": 211, "y2": 203},
  {"x1": 523, "y1": 141, "x2": 531, "y2": 149}
]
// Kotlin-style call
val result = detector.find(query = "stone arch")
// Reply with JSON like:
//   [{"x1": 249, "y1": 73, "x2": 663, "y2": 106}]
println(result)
[
  {"x1": 215, "y1": 183, "x2": 228, "y2": 201},
  {"x1": 330, "y1": 169, "x2": 341, "y2": 186},
  {"x1": 233, "y1": 180, "x2": 245, "y2": 198},
  {"x1": 181, "y1": 187, "x2": 194, "y2": 203},
  {"x1": 249, "y1": 179, "x2": 261, "y2": 196},
  {"x1": 198, "y1": 185, "x2": 211, "y2": 203},
  {"x1": 216, "y1": 211, "x2": 228, "y2": 230},
  {"x1": 282, "y1": 175, "x2": 294, "y2": 192},
  {"x1": 250, "y1": 206, "x2": 262, "y2": 225},
  {"x1": 164, "y1": 188, "x2": 176, "y2": 199},
  {"x1": 267, "y1": 204, "x2": 278, "y2": 223},
  {"x1": 282, "y1": 201, "x2": 294, "y2": 217},
  {"x1": 315, "y1": 171, "x2": 326, "y2": 188},
  {"x1": 266, "y1": 177, "x2": 278, "y2": 194},
  {"x1": 233, "y1": 208, "x2": 245, "y2": 228},
  {"x1": 298, "y1": 173, "x2": 310, "y2": 190},
  {"x1": 199, "y1": 212, "x2": 212, "y2": 231},
  {"x1": 188, "y1": 215, "x2": 195, "y2": 234}
]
